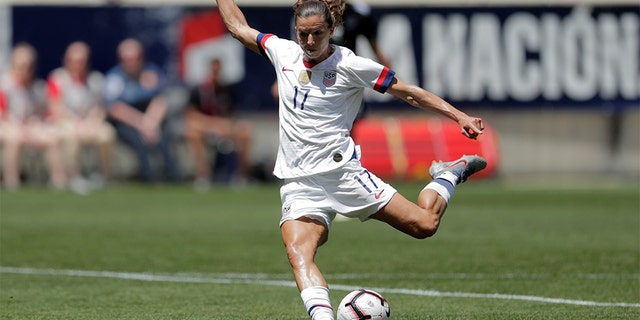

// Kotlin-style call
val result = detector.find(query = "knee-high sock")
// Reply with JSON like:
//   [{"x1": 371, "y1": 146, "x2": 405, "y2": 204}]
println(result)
[{"x1": 301, "y1": 286, "x2": 334, "y2": 320}]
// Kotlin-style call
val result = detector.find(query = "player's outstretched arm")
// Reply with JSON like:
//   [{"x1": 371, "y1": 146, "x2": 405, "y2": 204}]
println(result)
[
  {"x1": 215, "y1": 0, "x2": 261, "y2": 54},
  {"x1": 386, "y1": 77, "x2": 484, "y2": 140}
]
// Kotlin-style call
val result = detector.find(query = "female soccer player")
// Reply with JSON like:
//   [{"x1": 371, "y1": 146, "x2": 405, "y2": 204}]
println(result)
[{"x1": 215, "y1": 1, "x2": 487, "y2": 319}]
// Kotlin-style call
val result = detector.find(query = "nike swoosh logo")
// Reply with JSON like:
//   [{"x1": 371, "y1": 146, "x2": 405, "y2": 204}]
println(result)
[
  {"x1": 446, "y1": 158, "x2": 467, "y2": 169},
  {"x1": 374, "y1": 189, "x2": 385, "y2": 199},
  {"x1": 282, "y1": 66, "x2": 294, "y2": 72}
]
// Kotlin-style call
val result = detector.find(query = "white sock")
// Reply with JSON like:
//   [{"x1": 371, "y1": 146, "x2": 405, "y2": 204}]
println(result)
[
  {"x1": 435, "y1": 170, "x2": 459, "y2": 186},
  {"x1": 423, "y1": 178, "x2": 456, "y2": 204},
  {"x1": 300, "y1": 286, "x2": 334, "y2": 320}
]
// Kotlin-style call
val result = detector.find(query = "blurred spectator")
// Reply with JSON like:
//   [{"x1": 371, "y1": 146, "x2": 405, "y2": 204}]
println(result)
[
  {"x1": 330, "y1": 0, "x2": 391, "y2": 68},
  {"x1": 104, "y1": 38, "x2": 181, "y2": 183},
  {"x1": 330, "y1": 0, "x2": 391, "y2": 120},
  {"x1": 0, "y1": 43, "x2": 66, "y2": 190},
  {"x1": 184, "y1": 58, "x2": 252, "y2": 190},
  {"x1": 48, "y1": 41, "x2": 115, "y2": 193}
]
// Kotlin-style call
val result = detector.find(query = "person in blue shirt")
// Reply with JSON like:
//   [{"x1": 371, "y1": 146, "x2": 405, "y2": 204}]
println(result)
[{"x1": 103, "y1": 38, "x2": 180, "y2": 182}]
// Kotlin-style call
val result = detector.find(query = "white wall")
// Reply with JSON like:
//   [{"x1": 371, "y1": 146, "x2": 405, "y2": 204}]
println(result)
[{"x1": 0, "y1": 4, "x2": 9, "y2": 73}]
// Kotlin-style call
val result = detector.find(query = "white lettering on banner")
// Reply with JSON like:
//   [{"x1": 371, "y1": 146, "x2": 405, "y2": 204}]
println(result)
[
  {"x1": 469, "y1": 14, "x2": 507, "y2": 101},
  {"x1": 598, "y1": 14, "x2": 640, "y2": 100},
  {"x1": 505, "y1": 12, "x2": 541, "y2": 101},
  {"x1": 377, "y1": 7, "x2": 639, "y2": 102},
  {"x1": 363, "y1": 14, "x2": 416, "y2": 102},
  {"x1": 599, "y1": 14, "x2": 623, "y2": 99},
  {"x1": 563, "y1": 7, "x2": 598, "y2": 101},
  {"x1": 541, "y1": 14, "x2": 562, "y2": 101},
  {"x1": 423, "y1": 14, "x2": 467, "y2": 100},
  {"x1": 627, "y1": 15, "x2": 640, "y2": 97}
]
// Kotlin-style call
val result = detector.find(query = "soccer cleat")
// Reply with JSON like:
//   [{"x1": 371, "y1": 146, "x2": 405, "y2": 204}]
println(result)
[{"x1": 429, "y1": 155, "x2": 487, "y2": 184}]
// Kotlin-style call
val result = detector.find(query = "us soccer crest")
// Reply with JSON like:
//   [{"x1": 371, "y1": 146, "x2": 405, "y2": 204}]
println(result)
[
  {"x1": 298, "y1": 70, "x2": 311, "y2": 86},
  {"x1": 323, "y1": 71, "x2": 336, "y2": 87}
]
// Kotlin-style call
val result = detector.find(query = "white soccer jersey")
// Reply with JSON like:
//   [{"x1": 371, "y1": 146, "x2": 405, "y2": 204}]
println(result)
[{"x1": 257, "y1": 33, "x2": 395, "y2": 179}]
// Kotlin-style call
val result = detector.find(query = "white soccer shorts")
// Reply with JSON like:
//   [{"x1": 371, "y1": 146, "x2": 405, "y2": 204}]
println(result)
[{"x1": 279, "y1": 158, "x2": 397, "y2": 228}]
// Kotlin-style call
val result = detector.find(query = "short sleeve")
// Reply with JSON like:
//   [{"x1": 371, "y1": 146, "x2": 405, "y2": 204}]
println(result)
[
  {"x1": 343, "y1": 53, "x2": 396, "y2": 93},
  {"x1": 256, "y1": 33, "x2": 275, "y2": 59}
]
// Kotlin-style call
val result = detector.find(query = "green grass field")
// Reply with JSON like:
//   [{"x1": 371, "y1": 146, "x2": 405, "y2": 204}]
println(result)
[{"x1": 1, "y1": 181, "x2": 638, "y2": 319}]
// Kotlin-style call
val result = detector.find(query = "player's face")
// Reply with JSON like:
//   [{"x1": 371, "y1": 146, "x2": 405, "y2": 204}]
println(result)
[{"x1": 296, "y1": 14, "x2": 334, "y2": 62}]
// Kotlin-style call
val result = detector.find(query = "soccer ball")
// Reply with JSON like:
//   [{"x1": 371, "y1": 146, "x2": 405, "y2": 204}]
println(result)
[{"x1": 336, "y1": 289, "x2": 391, "y2": 320}]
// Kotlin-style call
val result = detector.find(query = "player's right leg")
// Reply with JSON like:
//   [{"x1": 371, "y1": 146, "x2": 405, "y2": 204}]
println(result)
[
  {"x1": 281, "y1": 218, "x2": 333, "y2": 320},
  {"x1": 280, "y1": 178, "x2": 335, "y2": 320}
]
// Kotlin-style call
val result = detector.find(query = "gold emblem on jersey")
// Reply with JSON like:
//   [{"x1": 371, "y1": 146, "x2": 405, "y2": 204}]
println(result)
[{"x1": 298, "y1": 70, "x2": 311, "y2": 86}]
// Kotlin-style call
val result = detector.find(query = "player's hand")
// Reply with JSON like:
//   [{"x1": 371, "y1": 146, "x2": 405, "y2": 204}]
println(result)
[{"x1": 458, "y1": 116, "x2": 484, "y2": 140}]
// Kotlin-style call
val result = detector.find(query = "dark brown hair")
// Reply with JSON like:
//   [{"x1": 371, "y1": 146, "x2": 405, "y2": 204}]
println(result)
[{"x1": 293, "y1": 0, "x2": 345, "y2": 27}]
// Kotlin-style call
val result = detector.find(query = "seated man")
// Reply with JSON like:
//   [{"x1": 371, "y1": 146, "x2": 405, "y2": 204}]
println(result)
[
  {"x1": 0, "y1": 43, "x2": 65, "y2": 190},
  {"x1": 104, "y1": 38, "x2": 180, "y2": 183},
  {"x1": 184, "y1": 58, "x2": 252, "y2": 189},
  {"x1": 48, "y1": 41, "x2": 115, "y2": 192}
]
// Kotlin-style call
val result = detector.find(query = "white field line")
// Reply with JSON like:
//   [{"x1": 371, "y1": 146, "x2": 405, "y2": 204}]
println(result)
[
  {"x1": 1, "y1": 267, "x2": 639, "y2": 308},
  {"x1": 326, "y1": 273, "x2": 640, "y2": 280}
]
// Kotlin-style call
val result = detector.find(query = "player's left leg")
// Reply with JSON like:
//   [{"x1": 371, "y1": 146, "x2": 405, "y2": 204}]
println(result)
[
  {"x1": 370, "y1": 189, "x2": 447, "y2": 239},
  {"x1": 371, "y1": 155, "x2": 486, "y2": 239},
  {"x1": 281, "y1": 218, "x2": 334, "y2": 320}
]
